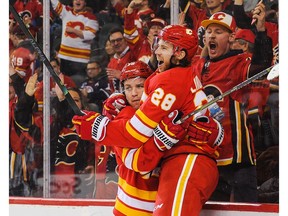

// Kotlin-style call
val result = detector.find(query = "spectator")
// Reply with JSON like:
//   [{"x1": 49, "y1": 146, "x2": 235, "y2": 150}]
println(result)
[
  {"x1": 9, "y1": 24, "x2": 37, "y2": 83},
  {"x1": 48, "y1": 58, "x2": 77, "y2": 96},
  {"x1": 106, "y1": 27, "x2": 137, "y2": 92},
  {"x1": 12, "y1": 73, "x2": 93, "y2": 198},
  {"x1": 103, "y1": 38, "x2": 116, "y2": 66},
  {"x1": 124, "y1": 0, "x2": 167, "y2": 64},
  {"x1": 9, "y1": 72, "x2": 41, "y2": 197},
  {"x1": 151, "y1": 0, "x2": 171, "y2": 24},
  {"x1": 187, "y1": 0, "x2": 232, "y2": 32},
  {"x1": 24, "y1": 59, "x2": 77, "y2": 113},
  {"x1": 9, "y1": 79, "x2": 27, "y2": 196},
  {"x1": 17, "y1": 10, "x2": 39, "y2": 38},
  {"x1": 234, "y1": 0, "x2": 278, "y2": 65},
  {"x1": 51, "y1": 57, "x2": 76, "y2": 84},
  {"x1": 233, "y1": 1, "x2": 279, "y2": 150},
  {"x1": 79, "y1": 59, "x2": 111, "y2": 112},
  {"x1": 50, "y1": 0, "x2": 99, "y2": 86},
  {"x1": 185, "y1": 0, "x2": 233, "y2": 60},
  {"x1": 232, "y1": 28, "x2": 256, "y2": 54},
  {"x1": 191, "y1": 8, "x2": 273, "y2": 203},
  {"x1": 91, "y1": 38, "x2": 116, "y2": 73},
  {"x1": 50, "y1": 83, "x2": 94, "y2": 198},
  {"x1": 111, "y1": 0, "x2": 155, "y2": 34},
  {"x1": 232, "y1": 29, "x2": 268, "y2": 151},
  {"x1": 10, "y1": 0, "x2": 44, "y2": 30},
  {"x1": 9, "y1": 83, "x2": 16, "y2": 102}
]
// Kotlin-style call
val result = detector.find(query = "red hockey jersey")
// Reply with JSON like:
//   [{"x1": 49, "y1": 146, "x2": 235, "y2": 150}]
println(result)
[
  {"x1": 191, "y1": 53, "x2": 257, "y2": 166},
  {"x1": 10, "y1": 41, "x2": 36, "y2": 83},
  {"x1": 99, "y1": 106, "x2": 159, "y2": 215},
  {"x1": 102, "y1": 67, "x2": 219, "y2": 159}
]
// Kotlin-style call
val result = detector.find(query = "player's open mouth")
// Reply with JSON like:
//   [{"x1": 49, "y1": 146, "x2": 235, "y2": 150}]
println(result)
[{"x1": 158, "y1": 60, "x2": 164, "y2": 66}]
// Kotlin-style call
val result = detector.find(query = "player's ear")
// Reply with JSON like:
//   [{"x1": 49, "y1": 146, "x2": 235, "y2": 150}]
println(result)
[{"x1": 175, "y1": 50, "x2": 186, "y2": 61}]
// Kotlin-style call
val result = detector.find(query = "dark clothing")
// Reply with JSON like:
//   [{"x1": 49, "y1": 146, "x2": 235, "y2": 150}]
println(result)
[
  {"x1": 80, "y1": 71, "x2": 111, "y2": 111},
  {"x1": 210, "y1": 165, "x2": 258, "y2": 202}
]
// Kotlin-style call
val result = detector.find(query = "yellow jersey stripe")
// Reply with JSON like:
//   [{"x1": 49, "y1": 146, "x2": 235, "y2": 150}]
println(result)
[{"x1": 235, "y1": 102, "x2": 242, "y2": 163}]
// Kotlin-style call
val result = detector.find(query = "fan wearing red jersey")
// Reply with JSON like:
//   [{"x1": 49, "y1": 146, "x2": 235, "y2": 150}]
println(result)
[
  {"x1": 9, "y1": 25, "x2": 36, "y2": 83},
  {"x1": 73, "y1": 25, "x2": 224, "y2": 216},
  {"x1": 124, "y1": 0, "x2": 166, "y2": 64},
  {"x1": 192, "y1": 9, "x2": 273, "y2": 202}
]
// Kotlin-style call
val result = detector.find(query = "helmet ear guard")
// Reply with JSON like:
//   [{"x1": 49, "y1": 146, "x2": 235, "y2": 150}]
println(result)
[{"x1": 173, "y1": 47, "x2": 187, "y2": 60}]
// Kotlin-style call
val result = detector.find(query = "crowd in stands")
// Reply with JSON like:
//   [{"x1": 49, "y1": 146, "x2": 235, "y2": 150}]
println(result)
[{"x1": 8, "y1": 0, "x2": 279, "y2": 206}]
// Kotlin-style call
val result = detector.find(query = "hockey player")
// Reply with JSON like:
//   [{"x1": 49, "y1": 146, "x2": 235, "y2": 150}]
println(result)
[
  {"x1": 103, "y1": 61, "x2": 160, "y2": 215},
  {"x1": 74, "y1": 60, "x2": 187, "y2": 214},
  {"x1": 73, "y1": 25, "x2": 224, "y2": 215}
]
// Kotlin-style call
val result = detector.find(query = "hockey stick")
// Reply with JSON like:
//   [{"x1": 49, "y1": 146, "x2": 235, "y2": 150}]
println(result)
[
  {"x1": 9, "y1": 4, "x2": 83, "y2": 116},
  {"x1": 177, "y1": 64, "x2": 279, "y2": 123}
]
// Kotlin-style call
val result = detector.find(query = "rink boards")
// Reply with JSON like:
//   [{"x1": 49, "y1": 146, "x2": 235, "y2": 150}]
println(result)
[{"x1": 10, "y1": 197, "x2": 279, "y2": 216}]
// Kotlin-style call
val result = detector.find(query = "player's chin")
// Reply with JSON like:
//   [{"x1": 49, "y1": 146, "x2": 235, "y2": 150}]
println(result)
[
  {"x1": 157, "y1": 62, "x2": 166, "y2": 72},
  {"x1": 130, "y1": 101, "x2": 140, "y2": 110}
]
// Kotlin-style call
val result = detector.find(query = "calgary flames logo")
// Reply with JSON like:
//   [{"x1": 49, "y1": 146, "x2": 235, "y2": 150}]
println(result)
[{"x1": 65, "y1": 21, "x2": 85, "y2": 38}]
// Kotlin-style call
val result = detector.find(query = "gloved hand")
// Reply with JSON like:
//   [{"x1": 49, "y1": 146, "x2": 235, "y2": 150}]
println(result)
[
  {"x1": 102, "y1": 93, "x2": 127, "y2": 120},
  {"x1": 72, "y1": 110, "x2": 110, "y2": 141},
  {"x1": 197, "y1": 26, "x2": 205, "y2": 48},
  {"x1": 187, "y1": 116, "x2": 224, "y2": 147},
  {"x1": 153, "y1": 110, "x2": 188, "y2": 151}
]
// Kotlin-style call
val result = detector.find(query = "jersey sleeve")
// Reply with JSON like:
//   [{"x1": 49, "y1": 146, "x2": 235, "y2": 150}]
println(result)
[
  {"x1": 124, "y1": 10, "x2": 140, "y2": 45},
  {"x1": 98, "y1": 106, "x2": 144, "y2": 148},
  {"x1": 50, "y1": 0, "x2": 63, "y2": 16},
  {"x1": 125, "y1": 69, "x2": 208, "y2": 144},
  {"x1": 83, "y1": 15, "x2": 98, "y2": 40},
  {"x1": 119, "y1": 138, "x2": 164, "y2": 173}
]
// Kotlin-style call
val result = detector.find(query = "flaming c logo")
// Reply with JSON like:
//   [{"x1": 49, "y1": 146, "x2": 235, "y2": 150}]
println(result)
[
  {"x1": 65, "y1": 21, "x2": 85, "y2": 38},
  {"x1": 212, "y1": 12, "x2": 226, "y2": 21}
]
